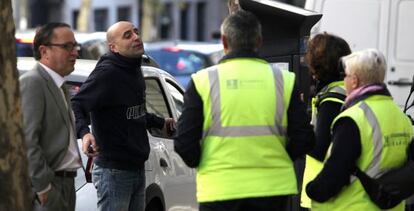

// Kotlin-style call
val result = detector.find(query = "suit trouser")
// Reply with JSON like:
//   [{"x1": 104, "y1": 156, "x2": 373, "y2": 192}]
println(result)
[{"x1": 33, "y1": 176, "x2": 75, "y2": 211}]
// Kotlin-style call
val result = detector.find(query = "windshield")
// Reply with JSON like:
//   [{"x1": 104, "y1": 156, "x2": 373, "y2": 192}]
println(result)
[{"x1": 146, "y1": 49, "x2": 208, "y2": 75}]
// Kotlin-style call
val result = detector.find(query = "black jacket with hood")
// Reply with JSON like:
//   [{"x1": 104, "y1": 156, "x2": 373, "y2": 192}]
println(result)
[{"x1": 72, "y1": 52, "x2": 164, "y2": 171}]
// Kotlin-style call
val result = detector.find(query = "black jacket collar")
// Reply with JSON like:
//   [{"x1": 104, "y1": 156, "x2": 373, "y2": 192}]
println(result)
[{"x1": 219, "y1": 50, "x2": 262, "y2": 63}]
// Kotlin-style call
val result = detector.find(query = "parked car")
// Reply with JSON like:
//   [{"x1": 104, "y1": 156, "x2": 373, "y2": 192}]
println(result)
[
  {"x1": 15, "y1": 30, "x2": 109, "y2": 60},
  {"x1": 17, "y1": 56, "x2": 197, "y2": 211},
  {"x1": 15, "y1": 29, "x2": 36, "y2": 57},
  {"x1": 145, "y1": 41, "x2": 224, "y2": 88}
]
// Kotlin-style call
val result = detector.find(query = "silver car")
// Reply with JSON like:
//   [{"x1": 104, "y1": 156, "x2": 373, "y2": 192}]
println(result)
[{"x1": 17, "y1": 57, "x2": 198, "y2": 211}]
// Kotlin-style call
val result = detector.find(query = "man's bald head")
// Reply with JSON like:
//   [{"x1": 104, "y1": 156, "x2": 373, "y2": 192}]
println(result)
[
  {"x1": 106, "y1": 21, "x2": 144, "y2": 58},
  {"x1": 106, "y1": 21, "x2": 132, "y2": 44}
]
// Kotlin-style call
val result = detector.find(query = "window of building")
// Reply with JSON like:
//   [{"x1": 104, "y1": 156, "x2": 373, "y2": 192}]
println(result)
[
  {"x1": 196, "y1": 2, "x2": 206, "y2": 41},
  {"x1": 72, "y1": 10, "x2": 79, "y2": 30},
  {"x1": 160, "y1": 3, "x2": 172, "y2": 39},
  {"x1": 94, "y1": 9, "x2": 108, "y2": 31},
  {"x1": 180, "y1": 3, "x2": 189, "y2": 40},
  {"x1": 117, "y1": 7, "x2": 131, "y2": 21}
]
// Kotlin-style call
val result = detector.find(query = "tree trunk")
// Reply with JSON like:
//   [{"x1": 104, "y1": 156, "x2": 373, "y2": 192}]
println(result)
[
  {"x1": 228, "y1": 0, "x2": 240, "y2": 14},
  {"x1": 141, "y1": 0, "x2": 159, "y2": 41},
  {"x1": 0, "y1": 0, "x2": 32, "y2": 210},
  {"x1": 77, "y1": 0, "x2": 91, "y2": 32}
]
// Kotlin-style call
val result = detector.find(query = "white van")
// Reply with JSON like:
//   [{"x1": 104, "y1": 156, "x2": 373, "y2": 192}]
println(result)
[{"x1": 305, "y1": 0, "x2": 414, "y2": 108}]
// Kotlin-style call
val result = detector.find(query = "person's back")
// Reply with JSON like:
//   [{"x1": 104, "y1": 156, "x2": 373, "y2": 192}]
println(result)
[
  {"x1": 326, "y1": 93, "x2": 411, "y2": 210},
  {"x1": 193, "y1": 57, "x2": 297, "y2": 202},
  {"x1": 174, "y1": 10, "x2": 314, "y2": 211},
  {"x1": 301, "y1": 33, "x2": 351, "y2": 209},
  {"x1": 306, "y1": 49, "x2": 413, "y2": 211}
]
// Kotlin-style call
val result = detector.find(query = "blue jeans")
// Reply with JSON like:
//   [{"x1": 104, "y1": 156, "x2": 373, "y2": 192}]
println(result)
[{"x1": 92, "y1": 164, "x2": 145, "y2": 211}]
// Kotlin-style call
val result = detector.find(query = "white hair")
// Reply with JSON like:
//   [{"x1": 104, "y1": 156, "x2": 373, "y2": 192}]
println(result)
[{"x1": 341, "y1": 48, "x2": 387, "y2": 84}]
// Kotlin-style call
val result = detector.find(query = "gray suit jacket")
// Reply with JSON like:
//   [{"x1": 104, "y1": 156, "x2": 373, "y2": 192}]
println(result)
[{"x1": 20, "y1": 63, "x2": 75, "y2": 193}]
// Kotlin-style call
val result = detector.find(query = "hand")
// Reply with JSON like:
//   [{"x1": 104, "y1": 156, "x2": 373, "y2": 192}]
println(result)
[
  {"x1": 37, "y1": 189, "x2": 50, "y2": 206},
  {"x1": 163, "y1": 118, "x2": 176, "y2": 137},
  {"x1": 82, "y1": 133, "x2": 99, "y2": 157}
]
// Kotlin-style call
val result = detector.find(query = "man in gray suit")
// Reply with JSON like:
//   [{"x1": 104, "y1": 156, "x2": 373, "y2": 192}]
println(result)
[{"x1": 20, "y1": 22, "x2": 82, "y2": 211}]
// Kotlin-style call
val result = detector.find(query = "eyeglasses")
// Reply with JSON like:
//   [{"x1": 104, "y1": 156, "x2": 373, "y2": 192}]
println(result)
[{"x1": 45, "y1": 42, "x2": 81, "y2": 52}]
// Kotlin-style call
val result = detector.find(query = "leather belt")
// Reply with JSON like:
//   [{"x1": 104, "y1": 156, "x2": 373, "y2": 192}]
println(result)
[{"x1": 55, "y1": 171, "x2": 77, "y2": 178}]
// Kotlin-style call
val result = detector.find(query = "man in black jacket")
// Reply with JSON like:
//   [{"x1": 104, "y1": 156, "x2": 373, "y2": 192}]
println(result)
[{"x1": 72, "y1": 21, "x2": 175, "y2": 211}]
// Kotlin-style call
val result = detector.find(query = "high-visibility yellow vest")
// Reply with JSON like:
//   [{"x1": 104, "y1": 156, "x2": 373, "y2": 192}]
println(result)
[
  {"x1": 301, "y1": 81, "x2": 345, "y2": 208},
  {"x1": 192, "y1": 57, "x2": 297, "y2": 202},
  {"x1": 312, "y1": 95, "x2": 413, "y2": 211}
]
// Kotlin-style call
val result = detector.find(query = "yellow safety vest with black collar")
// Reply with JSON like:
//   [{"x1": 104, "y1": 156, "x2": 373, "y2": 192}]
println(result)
[
  {"x1": 312, "y1": 94, "x2": 413, "y2": 211},
  {"x1": 301, "y1": 81, "x2": 346, "y2": 208},
  {"x1": 191, "y1": 57, "x2": 297, "y2": 202}
]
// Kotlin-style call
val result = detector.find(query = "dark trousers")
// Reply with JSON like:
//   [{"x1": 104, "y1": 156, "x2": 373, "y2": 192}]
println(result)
[
  {"x1": 199, "y1": 196, "x2": 289, "y2": 211},
  {"x1": 33, "y1": 176, "x2": 75, "y2": 211}
]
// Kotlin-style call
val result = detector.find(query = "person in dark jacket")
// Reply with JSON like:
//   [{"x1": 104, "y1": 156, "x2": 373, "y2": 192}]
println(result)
[
  {"x1": 300, "y1": 33, "x2": 351, "y2": 209},
  {"x1": 71, "y1": 21, "x2": 175, "y2": 211},
  {"x1": 174, "y1": 10, "x2": 314, "y2": 211},
  {"x1": 306, "y1": 49, "x2": 413, "y2": 210}
]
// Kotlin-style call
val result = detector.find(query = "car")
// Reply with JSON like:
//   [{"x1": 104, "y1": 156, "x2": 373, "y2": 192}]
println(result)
[
  {"x1": 144, "y1": 41, "x2": 224, "y2": 88},
  {"x1": 15, "y1": 30, "x2": 109, "y2": 60},
  {"x1": 15, "y1": 29, "x2": 36, "y2": 57},
  {"x1": 17, "y1": 56, "x2": 197, "y2": 211}
]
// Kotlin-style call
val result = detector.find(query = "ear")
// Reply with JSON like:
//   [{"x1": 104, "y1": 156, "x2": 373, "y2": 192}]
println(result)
[
  {"x1": 221, "y1": 35, "x2": 229, "y2": 54},
  {"x1": 255, "y1": 36, "x2": 263, "y2": 50},
  {"x1": 351, "y1": 75, "x2": 360, "y2": 90},
  {"x1": 38, "y1": 45, "x2": 48, "y2": 59},
  {"x1": 109, "y1": 43, "x2": 118, "y2": 53}
]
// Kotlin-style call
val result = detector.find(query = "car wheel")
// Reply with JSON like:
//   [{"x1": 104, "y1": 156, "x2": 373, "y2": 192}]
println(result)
[{"x1": 145, "y1": 199, "x2": 163, "y2": 211}]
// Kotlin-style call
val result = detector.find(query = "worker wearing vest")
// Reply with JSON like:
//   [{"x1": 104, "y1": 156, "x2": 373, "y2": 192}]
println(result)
[
  {"x1": 300, "y1": 33, "x2": 351, "y2": 209},
  {"x1": 306, "y1": 49, "x2": 413, "y2": 211},
  {"x1": 174, "y1": 10, "x2": 315, "y2": 211}
]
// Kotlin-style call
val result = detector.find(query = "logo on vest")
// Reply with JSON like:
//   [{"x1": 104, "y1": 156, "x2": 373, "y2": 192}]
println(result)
[
  {"x1": 384, "y1": 133, "x2": 411, "y2": 147},
  {"x1": 226, "y1": 79, "x2": 265, "y2": 90},
  {"x1": 227, "y1": 79, "x2": 238, "y2": 89}
]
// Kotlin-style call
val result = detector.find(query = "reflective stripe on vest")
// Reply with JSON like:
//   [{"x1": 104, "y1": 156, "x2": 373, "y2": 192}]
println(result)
[
  {"x1": 202, "y1": 64, "x2": 286, "y2": 138},
  {"x1": 358, "y1": 102, "x2": 383, "y2": 177}
]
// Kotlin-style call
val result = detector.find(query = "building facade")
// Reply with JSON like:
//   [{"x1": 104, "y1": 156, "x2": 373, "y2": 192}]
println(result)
[{"x1": 13, "y1": 0, "x2": 228, "y2": 42}]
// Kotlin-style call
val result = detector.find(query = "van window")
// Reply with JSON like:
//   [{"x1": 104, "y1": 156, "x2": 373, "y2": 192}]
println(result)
[
  {"x1": 396, "y1": 1, "x2": 414, "y2": 61},
  {"x1": 318, "y1": 0, "x2": 382, "y2": 51}
]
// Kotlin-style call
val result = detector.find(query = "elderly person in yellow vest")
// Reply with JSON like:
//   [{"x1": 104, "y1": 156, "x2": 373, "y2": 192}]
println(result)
[
  {"x1": 306, "y1": 49, "x2": 413, "y2": 211},
  {"x1": 174, "y1": 10, "x2": 315, "y2": 211}
]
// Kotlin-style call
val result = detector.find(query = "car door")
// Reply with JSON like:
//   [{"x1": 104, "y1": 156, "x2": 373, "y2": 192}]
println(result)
[{"x1": 143, "y1": 67, "x2": 197, "y2": 211}]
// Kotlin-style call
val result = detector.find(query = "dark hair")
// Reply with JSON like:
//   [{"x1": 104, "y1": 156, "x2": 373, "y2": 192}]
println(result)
[
  {"x1": 220, "y1": 10, "x2": 262, "y2": 51},
  {"x1": 305, "y1": 32, "x2": 351, "y2": 82},
  {"x1": 33, "y1": 22, "x2": 71, "y2": 60}
]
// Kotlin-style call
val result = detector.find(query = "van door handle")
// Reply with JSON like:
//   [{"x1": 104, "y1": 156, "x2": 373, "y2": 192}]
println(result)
[
  {"x1": 388, "y1": 78, "x2": 413, "y2": 86},
  {"x1": 160, "y1": 158, "x2": 169, "y2": 168}
]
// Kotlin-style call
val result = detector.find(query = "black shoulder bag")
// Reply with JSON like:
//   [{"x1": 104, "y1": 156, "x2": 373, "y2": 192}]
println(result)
[{"x1": 353, "y1": 142, "x2": 414, "y2": 209}]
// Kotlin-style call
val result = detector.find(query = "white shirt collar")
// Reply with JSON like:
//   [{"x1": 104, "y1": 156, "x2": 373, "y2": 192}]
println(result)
[{"x1": 39, "y1": 62, "x2": 66, "y2": 88}]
